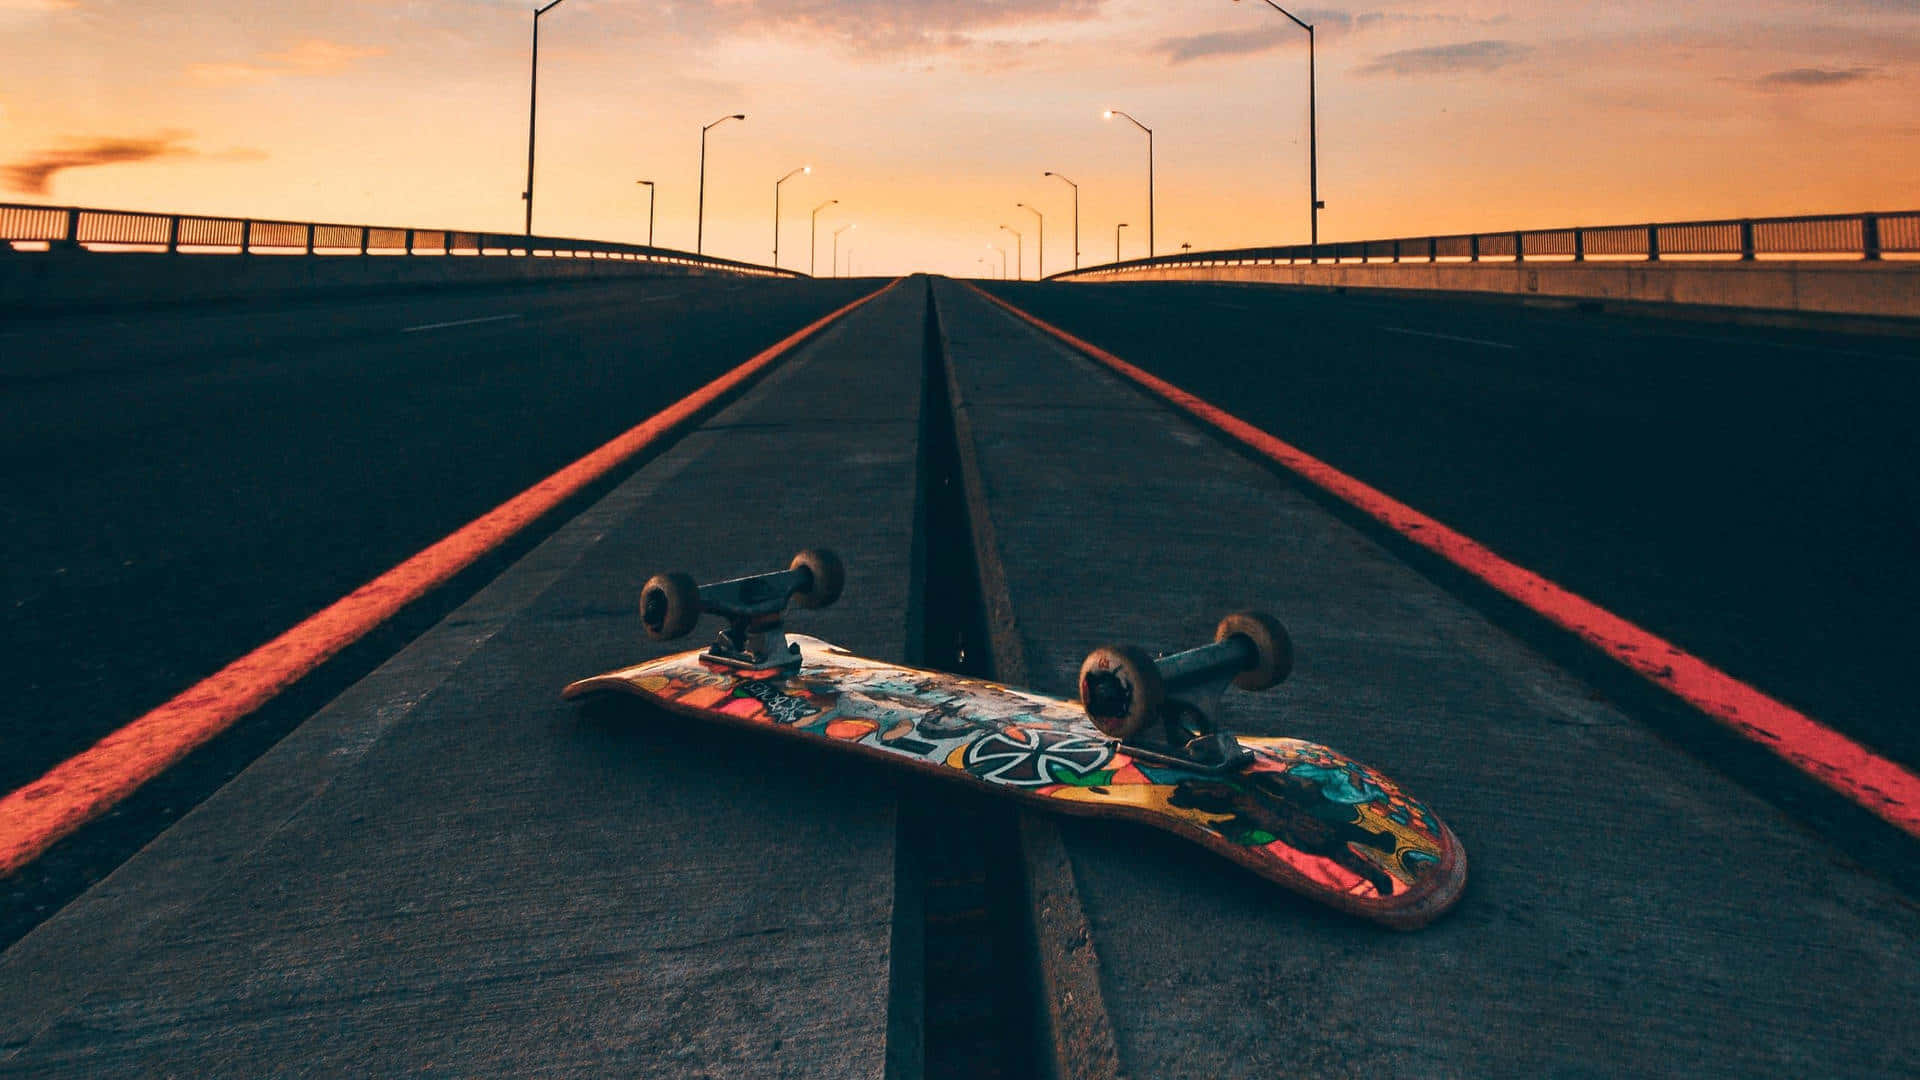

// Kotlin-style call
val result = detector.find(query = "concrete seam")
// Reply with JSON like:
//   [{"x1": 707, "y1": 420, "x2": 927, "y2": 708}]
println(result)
[{"x1": 928, "y1": 279, "x2": 1123, "y2": 1080}]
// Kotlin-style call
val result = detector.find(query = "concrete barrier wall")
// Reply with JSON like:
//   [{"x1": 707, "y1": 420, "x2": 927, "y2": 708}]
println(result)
[
  {"x1": 1056, "y1": 259, "x2": 1920, "y2": 320},
  {"x1": 0, "y1": 250, "x2": 772, "y2": 314}
]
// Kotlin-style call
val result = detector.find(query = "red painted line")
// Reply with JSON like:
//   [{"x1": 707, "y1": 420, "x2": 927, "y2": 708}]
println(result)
[
  {"x1": 0, "y1": 279, "x2": 901, "y2": 877},
  {"x1": 967, "y1": 282, "x2": 1920, "y2": 839}
]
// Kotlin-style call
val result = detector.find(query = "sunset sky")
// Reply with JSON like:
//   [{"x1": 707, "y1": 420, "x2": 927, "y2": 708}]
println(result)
[{"x1": 4, "y1": 0, "x2": 1917, "y2": 278}]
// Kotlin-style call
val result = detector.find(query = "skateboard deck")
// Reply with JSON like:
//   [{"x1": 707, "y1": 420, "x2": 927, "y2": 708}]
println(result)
[{"x1": 563, "y1": 635, "x2": 1466, "y2": 929}]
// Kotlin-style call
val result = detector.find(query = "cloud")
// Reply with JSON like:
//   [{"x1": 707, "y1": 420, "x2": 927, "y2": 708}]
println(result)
[
  {"x1": 3, "y1": 132, "x2": 198, "y2": 195},
  {"x1": 1357, "y1": 39, "x2": 1530, "y2": 77},
  {"x1": 692, "y1": 0, "x2": 1105, "y2": 54},
  {"x1": 1157, "y1": 25, "x2": 1292, "y2": 65},
  {"x1": 1154, "y1": 9, "x2": 1494, "y2": 66},
  {"x1": 186, "y1": 37, "x2": 384, "y2": 87},
  {"x1": 1756, "y1": 66, "x2": 1878, "y2": 88}
]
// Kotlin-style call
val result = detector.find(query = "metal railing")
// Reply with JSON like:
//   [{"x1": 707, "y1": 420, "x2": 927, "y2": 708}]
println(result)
[
  {"x1": 0, "y1": 202, "x2": 799, "y2": 278},
  {"x1": 1055, "y1": 210, "x2": 1920, "y2": 280}
]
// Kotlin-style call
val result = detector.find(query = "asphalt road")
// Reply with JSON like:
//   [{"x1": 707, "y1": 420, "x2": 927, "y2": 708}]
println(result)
[
  {"x1": 979, "y1": 280, "x2": 1920, "y2": 771},
  {"x1": 0, "y1": 276, "x2": 878, "y2": 797}
]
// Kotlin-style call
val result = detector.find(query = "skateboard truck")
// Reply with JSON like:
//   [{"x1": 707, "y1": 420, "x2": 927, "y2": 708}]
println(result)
[
  {"x1": 639, "y1": 549, "x2": 845, "y2": 672},
  {"x1": 1078, "y1": 612, "x2": 1293, "y2": 775}
]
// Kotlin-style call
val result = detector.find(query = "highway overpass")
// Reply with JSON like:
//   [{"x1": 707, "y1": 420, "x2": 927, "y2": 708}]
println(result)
[{"x1": 2, "y1": 228, "x2": 1917, "y2": 1077}]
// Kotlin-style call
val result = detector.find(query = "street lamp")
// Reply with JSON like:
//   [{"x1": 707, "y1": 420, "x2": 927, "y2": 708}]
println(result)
[
  {"x1": 1016, "y1": 202, "x2": 1044, "y2": 279},
  {"x1": 697, "y1": 112, "x2": 747, "y2": 255},
  {"x1": 832, "y1": 223, "x2": 854, "y2": 278},
  {"x1": 1044, "y1": 171, "x2": 1080, "y2": 270},
  {"x1": 634, "y1": 180, "x2": 655, "y2": 247},
  {"x1": 810, "y1": 199, "x2": 838, "y2": 277},
  {"x1": 989, "y1": 244, "x2": 1007, "y2": 279},
  {"x1": 522, "y1": 0, "x2": 575, "y2": 244},
  {"x1": 1103, "y1": 109, "x2": 1154, "y2": 258},
  {"x1": 1236, "y1": 0, "x2": 1321, "y2": 245},
  {"x1": 1115, "y1": 222, "x2": 1129, "y2": 263},
  {"x1": 998, "y1": 224, "x2": 1022, "y2": 281},
  {"x1": 773, "y1": 165, "x2": 810, "y2": 270}
]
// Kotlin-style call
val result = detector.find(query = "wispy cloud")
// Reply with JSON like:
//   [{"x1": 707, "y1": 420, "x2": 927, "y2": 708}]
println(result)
[
  {"x1": 186, "y1": 38, "x2": 384, "y2": 87},
  {"x1": 1157, "y1": 25, "x2": 1292, "y2": 65},
  {"x1": 3, "y1": 132, "x2": 196, "y2": 195},
  {"x1": 690, "y1": 0, "x2": 1104, "y2": 54},
  {"x1": 1756, "y1": 66, "x2": 1878, "y2": 88},
  {"x1": 1154, "y1": 9, "x2": 1496, "y2": 67},
  {"x1": 1357, "y1": 39, "x2": 1531, "y2": 77}
]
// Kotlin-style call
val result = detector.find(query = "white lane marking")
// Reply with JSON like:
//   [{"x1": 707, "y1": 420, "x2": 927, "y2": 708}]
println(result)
[
  {"x1": 400, "y1": 314, "x2": 523, "y2": 334},
  {"x1": 637, "y1": 293, "x2": 684, "y2": 304},
  {"x1": 1382, "y1": 326, "x2": 1516, "y2": 350}
]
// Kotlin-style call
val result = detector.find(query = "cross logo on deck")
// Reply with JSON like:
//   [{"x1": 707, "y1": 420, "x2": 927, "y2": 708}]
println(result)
[{"x1": 962, "y1": 727, "x2": 1113, "y2": 786}]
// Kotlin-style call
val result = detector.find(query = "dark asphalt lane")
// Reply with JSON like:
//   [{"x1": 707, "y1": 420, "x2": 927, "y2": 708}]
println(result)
[
  {"x1": 980, "y1": 280, "x2": 1920, "y2": 771},
  {"x1": 0, "y1": 276, "x2": 877, "y2": 797}
]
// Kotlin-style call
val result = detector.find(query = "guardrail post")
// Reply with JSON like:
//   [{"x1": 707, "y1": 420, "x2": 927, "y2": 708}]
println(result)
[
  {"x1": 61, "y1": 208, "x2": 82, "y2": 251},
  {"x1": 359, "y1": 227, "x2": 369, "y2": 256},
  {"x1": 1392, "y1": 239, "x2": 1401, "y2": 263},
  {"x1": 1739, "y1": 220, "x2": 1755, "y2": 261},
  {"x1": 405, "y1": 229, "x2": 415, "y2": 256},
  {"x1": 305, "y1": 224, "x2": 315, "y2": 256},
  {"x1": 1428, "y1": 237, "x2": 1438, "y2": 262},
  {"x1": 1469, "y1": 235, "x2": 1480, "y2": 262},
  {"x1": 1514, "y1": 231, "x2": 1525, "y2": 263},
  {"x1": 1647, "y1": 224, "x2": 1660, "y2": 261},
  {"x1": 240, "y1": 219, "x2": 252, "y2": 256},
  {"x1": 1863, "y1": 214, "x2": 1882, "y2": 261},
  {"x1": 166, "y1": 215, "x2": 181, "y2": 255},
  {"x1": 1573, "y1": 228, "x2": 1585, "y2": 262}
]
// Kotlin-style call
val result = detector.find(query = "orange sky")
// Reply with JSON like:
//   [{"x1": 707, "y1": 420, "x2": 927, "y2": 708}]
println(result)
[{"x1": 4, "y1": 0, "x2": 1918, "y2": 278}]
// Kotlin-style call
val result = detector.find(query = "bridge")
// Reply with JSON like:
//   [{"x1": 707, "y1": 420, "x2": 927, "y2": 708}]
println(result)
[{"x1": 2, "y1": 205, "x2": 1918, "y2": 1078}]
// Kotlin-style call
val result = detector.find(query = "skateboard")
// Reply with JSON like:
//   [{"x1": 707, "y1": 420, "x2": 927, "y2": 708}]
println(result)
[{"x1": 562, "y1": 549, "x2": 1467, "y2": 929}]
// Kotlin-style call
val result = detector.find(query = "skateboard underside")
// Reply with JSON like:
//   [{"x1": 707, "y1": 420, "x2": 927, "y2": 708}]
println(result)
[{"x1": 563, "y1": 635, "x2": 1466, "y2": 928}]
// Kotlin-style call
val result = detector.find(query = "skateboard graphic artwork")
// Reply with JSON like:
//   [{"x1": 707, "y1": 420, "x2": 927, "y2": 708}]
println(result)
[{"x1": 562, "y1": 550, "x2": 1468, "y2": 929}]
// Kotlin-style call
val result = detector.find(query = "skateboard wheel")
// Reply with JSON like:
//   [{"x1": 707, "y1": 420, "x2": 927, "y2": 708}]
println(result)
[
  {"x1": 789, "y1": 548, "x2": 845, "y2": 609},
  {"x1": 1078, "y1": 644, "x2": 1165, "y2": 740},
  {"x1": 1215, "y1": 611, "x2": 1292, "y2": 691},
  {"x1": 641, "y1": 571, "x2": 701, "y2": 640}
]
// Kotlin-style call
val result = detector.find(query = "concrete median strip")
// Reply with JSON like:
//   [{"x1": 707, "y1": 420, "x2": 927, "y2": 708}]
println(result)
[
  {"x1": 965, "y1": 281, "x2": 1920, "y2": 840},
  {"x1": 0, "y1": 278, "x2": 901, "y2": 879}
]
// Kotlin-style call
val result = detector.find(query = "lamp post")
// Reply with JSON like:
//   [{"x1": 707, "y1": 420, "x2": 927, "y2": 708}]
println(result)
[
  {"x1": 697, "y1": 112, "x2": 746, "y2": 255},
  {"x1": 1016, "y1": 202, "x2": 1044, "y2": 279},
  {"x1": 1116, "y1": 222, "x2": 1129, "y2": 263},
  {"x1": 523, "y1": 0, "x2": 574, "y2": 244},
  {"x1": 1236, "y1": 0, "x2": 1320, "y2": 245},
  {"x1": 1103, "y1": 109, "x2": 1154, "y2": 258},
  {"x1": 773, "y1": 165, "x2": 810, "y2": 270},
  {"x1": 989, "y1": 245, "x2": 1007, "y2": 279},
  {"x1": 998, "y1": 224, "x2": 1022, "y2": 280},
  {"x1": 810, "y1": 199, "x2": 837, "y2": 277},
  {"x1": 1044, "y1": 171, "x2": 1079, "y2": 270},
  {"x1": 634, "y1": 180, "x2": 655, "y2": 247},
  {"x1": 832, "y1": 223, "x2": 854, "y2": 278}
]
